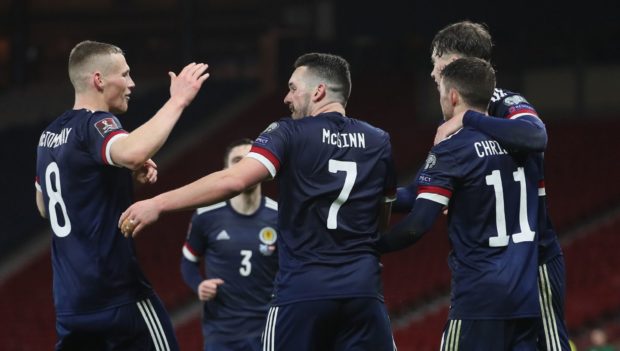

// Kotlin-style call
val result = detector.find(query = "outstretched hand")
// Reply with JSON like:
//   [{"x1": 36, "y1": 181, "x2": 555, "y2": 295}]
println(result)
[
  {"x1": 119, "y1": 198, "x2": 161, "y2": 237},
  {"x1": 434, "y1": 110, "x2": 466, "y2": 145},
  {"x1": 133, "y1": 159, "x2": 158, "y2": 184},
  {"x1": 168, "y1": 62, "x2": 210, "y2": 108}
]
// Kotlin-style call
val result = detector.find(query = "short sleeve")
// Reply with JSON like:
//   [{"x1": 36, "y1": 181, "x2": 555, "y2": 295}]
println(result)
[
  {"x1": 182, "y1": 213, "x2": 207, "y2": 263},
  {"x1": 489, "y1": 89, "x2": 539, "y2": 120},
  {"x1": 415, "y1": 146, "x2": 460, "y2": 206},
  {"x1": 247, "y1": 120, "x2": 290, "y2": 178},
  {"x1": 86, "y1": 112, "x2": 129, "y2": 166}
]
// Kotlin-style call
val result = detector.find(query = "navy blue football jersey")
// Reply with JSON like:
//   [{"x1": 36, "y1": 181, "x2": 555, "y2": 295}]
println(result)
[
  {"x1": 247, "y1": 112, "x2": 397, "y2": 305},
  {"x1": 416, "y1": 125, "x2": 541, "y2": 319},
  {"x1": 488, "y1": 88, "x2": 562, "y2": 264},
  {"x1": 182, "y1": 197, "x2": 279, "y2": 341},
  {"x1": 35, "y1": 109, "x2": 152, "y2": 315}
]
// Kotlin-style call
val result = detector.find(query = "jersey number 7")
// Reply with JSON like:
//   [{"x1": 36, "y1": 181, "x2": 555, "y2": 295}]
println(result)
[{"x1": 327, "y1": 159, "x2": 357, "y2": 229}]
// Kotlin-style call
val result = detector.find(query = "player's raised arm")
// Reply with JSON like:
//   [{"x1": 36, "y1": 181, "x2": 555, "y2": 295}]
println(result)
[
  {"x1": 119, "y1": 157, "x2": 270, "y2": 237},
  {"x1": 110, "y1": 63, "x2": 210, "y2": 170}
]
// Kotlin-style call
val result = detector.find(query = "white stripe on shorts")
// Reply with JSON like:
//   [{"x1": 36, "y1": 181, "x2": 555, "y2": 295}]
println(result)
[
  {"x1": 137, "y1": 299, "x2": 170, "y2": 351},
  {"x1": 263, "y1": 306, "x2": 279, "y2": 351},
  {"x1": 538, "y1": 264, "x2": 561, "y2": 351}
]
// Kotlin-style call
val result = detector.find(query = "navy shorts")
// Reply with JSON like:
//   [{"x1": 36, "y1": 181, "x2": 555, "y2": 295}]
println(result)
[
  {"x1": 440, "y1": 318, "x2": 538, "y2": 351},
  {"x1": 204, "y1": 336, "x2": 261, "y2": 351},
  {"x1": 537, "y1": 255, "x2": 570, "y2": 351},
  {"x1": 55, "y1": 294, "x2": 179, "y2": 351},
  {"x1": 262, "y1": 298, "x2": 396, "y2": 351}
]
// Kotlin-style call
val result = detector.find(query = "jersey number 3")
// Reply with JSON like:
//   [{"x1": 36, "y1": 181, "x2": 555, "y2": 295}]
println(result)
[
  {"x1": 485, "y1": 167, "x2": 535, "y2": 247},
  {"x1": 45, "y1": 162, "x2": 72, "y2": 237}
]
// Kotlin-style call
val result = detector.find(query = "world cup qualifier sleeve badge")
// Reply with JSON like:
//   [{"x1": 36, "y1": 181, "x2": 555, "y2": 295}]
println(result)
[{"x1": 259, "y1": 227, "x2": 277, "y2": 256}]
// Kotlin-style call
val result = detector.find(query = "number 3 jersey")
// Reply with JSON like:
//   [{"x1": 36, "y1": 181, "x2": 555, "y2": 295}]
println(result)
[
  {"x1": 182, "y1": 198, "x2": 279, "y2": 340},
  {"x1": 417, "y1": 125, "x2": 542, "y2": 320},
  {"x1": 247, "y1": 112, "x2": 397, "y2": 305},
  {"x1": 35, "y1": 109, "x2": 152, "y2": 315}
]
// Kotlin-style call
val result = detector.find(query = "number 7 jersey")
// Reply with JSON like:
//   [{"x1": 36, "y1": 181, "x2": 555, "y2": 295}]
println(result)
[
  {"x1": 416, "y1": 125, "x2": 542, "y2": 319},
  {"x1": 248, "y1": 112, "x2": 397, "y2": 305}
]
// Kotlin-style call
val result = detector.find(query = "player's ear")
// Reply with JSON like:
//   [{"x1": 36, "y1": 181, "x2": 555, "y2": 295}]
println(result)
[
  {"x1": 312, "y1": 83, "x2": 326, "y2": 102},
  {"x1": 449, "y1": 88, "x2": 460, "y2": 107},
  {"x1": 93, "y1": 72, "x2": 104, "y2": 91}
]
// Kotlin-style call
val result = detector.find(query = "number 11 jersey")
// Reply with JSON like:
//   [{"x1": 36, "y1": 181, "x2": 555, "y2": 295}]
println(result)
[
  {"x1": 248, "y1": 112, "x2": 396, "y2": 305},
  {"x1": 416, "y1": 125, "x2": 542, "y2": 319}
]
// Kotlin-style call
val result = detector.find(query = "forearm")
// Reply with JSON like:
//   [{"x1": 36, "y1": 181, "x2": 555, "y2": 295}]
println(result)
[
  {"x1": 154, "y1": 169, "x2": 245, "y2": 214},
  {"x1": 180, "y1": 257, "x2": 203, "y2": 293},
  {"x1": 112, "y1": 98, "x2": 186, "y2": 169},
  {"x1": 392, "y1": 186, "x2": 416, "y2": 213},
  {"x1": 464, "y1": 110, "x2": 547, "y2": 152},
  {"x1": 377, "y1": 199, "x2": 443, "y2": 253}
]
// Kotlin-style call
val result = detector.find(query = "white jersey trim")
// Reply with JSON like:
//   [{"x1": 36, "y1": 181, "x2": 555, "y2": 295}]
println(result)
[
  {"x1": 105, "y1": 133, "x2": 129, "y2": 167},
  {"x1": 247, "y1": 152, "x2": 277, "y2": 178},
  {"x1": 197, "y1": 202, "x2": 227, "y2": 215},
  {"x1": 182, "y1": 245, "x2": 200, "y2": 263},
  {"x1": 538, "y1": 187, "x2": 546, "y2": 196},
  {"x1": 417, "y1": 192, "x2": 450, "y2": 206},
  {"x1": 35, "y1": 181, "x2": 42, "y2": 192},
  {"x1": 265, "y1": 197, "x2": 278, "y2": 211},
  {"x1": 509, "y1": 112, "x2": 541, "y2": 121}
]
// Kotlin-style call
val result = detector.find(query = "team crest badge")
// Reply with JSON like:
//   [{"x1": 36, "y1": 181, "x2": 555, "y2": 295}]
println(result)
[
  {"x1": 503, "y1": 95, "x2": 528, "y2": 106},
  {"x1": 424, "y1": 153, "x2": 437, "y2": 170},
  {"x1": 259, "y1": 227, "x2": 277, "y2": 245},
  {"x1": 94, "y1": 118, "x2": 121, "y2": 137}
]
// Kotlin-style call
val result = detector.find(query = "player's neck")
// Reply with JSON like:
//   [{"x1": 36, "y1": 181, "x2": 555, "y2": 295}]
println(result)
[
  {"x1": 73, "y1": 93, "x2": 110, "y2": 113},
  {"x1": 229, "y1": 187, "x2": 262, "y2": 215},
  {"x1": 311, "y1": 102, "x2": 345, "y2": 117}
]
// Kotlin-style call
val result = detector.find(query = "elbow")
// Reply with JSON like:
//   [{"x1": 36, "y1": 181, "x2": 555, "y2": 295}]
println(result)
[
  {"x1": 531, "y1": 129, "x2": 548, "y2": 152},
  {"x1": 116, "y1": 148, "x2": 151, "y2": 170}
]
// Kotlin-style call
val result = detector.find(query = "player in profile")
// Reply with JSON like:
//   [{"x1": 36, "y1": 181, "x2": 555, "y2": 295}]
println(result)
[
  {"x1": 378, "y1": 57, "x2": 542, "y2": 350},
  {"x1": 35, "y1": 40, "x2": 209, "y2": 350},
  {"x1": 425, "y1": 21, "x2": 568, "y2": 351},
  {"x1": 120, "y1": 52, "x2": 398, "y2": 351},
  {"x1": 180, "y1": 138, "x2": 278, "y2": 351}
]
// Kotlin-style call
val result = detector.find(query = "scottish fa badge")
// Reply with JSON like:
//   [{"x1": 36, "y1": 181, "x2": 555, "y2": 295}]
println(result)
[{"x1": 259, "y1": 227, "x2": 277, "y2": 256}]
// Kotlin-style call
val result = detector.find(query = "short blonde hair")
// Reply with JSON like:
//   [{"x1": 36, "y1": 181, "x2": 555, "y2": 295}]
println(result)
[{"x1": 68, "y1": 40, "x2": 123, "y2": 92}]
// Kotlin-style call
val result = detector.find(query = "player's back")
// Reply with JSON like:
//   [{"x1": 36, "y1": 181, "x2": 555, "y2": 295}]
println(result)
[
  {"x1": 422, "y1": 126, "x2": 541, "y2": 319},
  {"x1": 35, "y1": 109, "x2": 151, "y2": 315},
  {"x1": 249, "y1": 112, "x2": 396, "y2": 305}
]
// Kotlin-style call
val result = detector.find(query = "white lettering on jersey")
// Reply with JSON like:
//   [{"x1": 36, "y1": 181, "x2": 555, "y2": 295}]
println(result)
[
  {"x1": 474, "y1": 140, "x2": 508, "y2": 158},
  {"x1": 38, "y1": 128, "x2": 72, "y2": 148},
  {"x1": 491, "y1": 88, "x2": 507, "y2": 103},
  {"x1": 321, "y1": 128, "x2": 366, "y2": 148}
]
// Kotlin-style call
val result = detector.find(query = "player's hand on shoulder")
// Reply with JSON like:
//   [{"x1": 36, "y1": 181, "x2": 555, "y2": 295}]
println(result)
[
  {"x1": 197, "y1": 278, "x2": 225, "y2": 301},
  {"x1": 133, "y1": 159, "x2": 158, "y2": 185},
  {"x1": 168, "y1": 62, "x2": 211, "y2": 108},
  {"x1": 434, "y1": 111, "x2": 465, "y2": 145},
  {"x1": 118, "y1": 198, "x2": 161, "y2": 237}
]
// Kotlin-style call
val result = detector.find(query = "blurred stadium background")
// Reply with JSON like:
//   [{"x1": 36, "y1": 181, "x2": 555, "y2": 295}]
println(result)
[{"x1": 1, "y1": 0, "x2": 619, "y2": 350}]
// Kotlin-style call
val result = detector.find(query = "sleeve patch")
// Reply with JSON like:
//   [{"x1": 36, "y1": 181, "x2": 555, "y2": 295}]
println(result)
[{"x1": 94, "y1": 117, "x2": 121, "y2": 137}]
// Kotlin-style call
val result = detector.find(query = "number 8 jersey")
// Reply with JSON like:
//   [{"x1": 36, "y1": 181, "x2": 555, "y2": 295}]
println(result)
[
  {"x1": 35, "y1": 109, "x2": 152, "y2": 315},
  {"x1": 416, "y1": 124, "x2": 542, "y2": 319},
  {"x1": 248, "y1": 112, "x2": 397, "y2": 305}
]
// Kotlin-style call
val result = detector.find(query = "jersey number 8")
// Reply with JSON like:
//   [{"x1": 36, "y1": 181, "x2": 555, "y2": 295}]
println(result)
[{"x1": 45, "y1": 162, "x2": 72, "y2": 237}]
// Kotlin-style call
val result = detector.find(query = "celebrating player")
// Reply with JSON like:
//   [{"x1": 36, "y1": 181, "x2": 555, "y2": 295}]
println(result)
[
  {"x1": 35, "y1": 40, "x2": 209, "y2": 350},
  {"x1": 120, "y1": 53, "x2": 398, "y2": 350},
  {"x1": 379, "y1": 57, "x2": 543, "y2": 350}
]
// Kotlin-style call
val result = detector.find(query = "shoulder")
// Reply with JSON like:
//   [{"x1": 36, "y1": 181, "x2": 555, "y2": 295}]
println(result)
[
  {"x1": 195, "y1": 201, "x2": 228, "y2": 216},
  {"x1": 489, "y1": 88, "x2": 538, "y2": 119},
  {"x1": 264, "y1": 197, "x2": 278, "y2": 212}
]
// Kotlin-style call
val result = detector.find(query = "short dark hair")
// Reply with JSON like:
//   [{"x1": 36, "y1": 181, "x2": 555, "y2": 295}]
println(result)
[
  {"x1": 431, "y1": 21, "x2": 493, "y2": 61},
  {"x1": 294, "y1": 53, "x2": 352, "y2": 106},
  {"x1": 68, "y1": 40, "x2": 124, "y2": 92},
  {"x1": 441, "y1": 57, "x2": 496, "y2": 111},
  {"x1": 223, "y1": 138, "x2": 254, "y2": 167}
]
